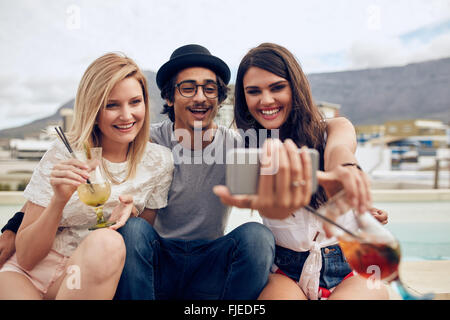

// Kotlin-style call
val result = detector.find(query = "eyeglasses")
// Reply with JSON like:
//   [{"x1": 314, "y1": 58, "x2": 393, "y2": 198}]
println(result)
[{"x1": 175, "y1": 80, "x2": 219, "y2": 99}]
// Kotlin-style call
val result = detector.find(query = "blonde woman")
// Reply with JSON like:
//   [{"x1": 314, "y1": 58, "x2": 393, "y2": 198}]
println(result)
[{"x1": 0, "y1": 53, "x2": 174, "y2": 299}]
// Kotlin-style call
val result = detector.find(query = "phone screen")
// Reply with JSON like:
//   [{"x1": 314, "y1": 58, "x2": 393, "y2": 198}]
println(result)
[{"x1": 226, "y1": 148, "x2": 319, "y2": 195}]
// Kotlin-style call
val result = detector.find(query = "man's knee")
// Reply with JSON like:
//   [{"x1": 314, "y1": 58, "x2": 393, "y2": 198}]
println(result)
[
  {"x1": 231, "y1": 222, "x2": 275, "y2": 262},
  {"x1": 220, "y1": 223, "x2": 275, "y2": 299},
  {"x1": 118, "y1": 217, "x2": 159, "y2": 253}
]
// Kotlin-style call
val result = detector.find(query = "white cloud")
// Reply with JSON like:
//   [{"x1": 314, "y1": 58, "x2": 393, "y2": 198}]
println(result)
[
  {"x1": 0, "y1": 74, "x2": 76, "y2": 130},
  {"x1": 0, "y1": 101, "x2": 61, "y2": 131},
  {"x1": 346, "y1": 30, "x2": 450, "y2": 70},
  {"x1": 347, "y1": 36, "x2": 407, "y2": 69},
  {"x1": 409, "y1": 33, "x2": 450, "y2": 62}
]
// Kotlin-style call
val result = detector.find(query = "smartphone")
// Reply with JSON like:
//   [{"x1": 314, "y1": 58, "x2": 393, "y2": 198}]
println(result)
[{"x1": 226, "y1": 148, "x2": 319, "y2": 195}]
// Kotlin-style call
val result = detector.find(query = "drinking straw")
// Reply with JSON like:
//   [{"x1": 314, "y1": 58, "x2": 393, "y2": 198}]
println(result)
[
  {"x1": 54, "y1": 126, "x2": 95, "y2": 192},
  {"x1": 304, "y1": 205, "x2": 363, "y2": 241}
]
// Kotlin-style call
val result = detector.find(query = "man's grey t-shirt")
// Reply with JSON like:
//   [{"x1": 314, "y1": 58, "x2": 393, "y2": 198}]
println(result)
[{"x1": 150, "y1": 120, "x2": 242, "y2": 241}]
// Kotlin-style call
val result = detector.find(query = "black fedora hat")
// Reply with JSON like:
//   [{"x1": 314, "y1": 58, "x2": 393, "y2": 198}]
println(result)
[{"x1": 156, "y1": 44, "x2": 231, "y2": 89}]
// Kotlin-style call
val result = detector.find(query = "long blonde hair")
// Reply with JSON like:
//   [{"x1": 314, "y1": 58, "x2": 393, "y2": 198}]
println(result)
[{"x1": 67, "y1": 52, "x2": 150, "y2": 184}]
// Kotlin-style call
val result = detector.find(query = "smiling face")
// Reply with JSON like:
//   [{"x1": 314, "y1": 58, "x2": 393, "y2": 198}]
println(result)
[
  {"x1": 96, "y1": 77, "x2": 146, "y2": 157},
  {"x1": 243, "y1": 67, "x2": 293, "y2": 130},
  {"x1": 168, "y1": 67, "x2": 219, "y2": 133}
]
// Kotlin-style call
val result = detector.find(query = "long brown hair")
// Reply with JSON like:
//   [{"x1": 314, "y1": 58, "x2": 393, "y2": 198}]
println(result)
[
  {"x1": 67, "y1": 52, "x2": 150, "y2": 184},
  {"x1": 234, "y1": 43, "x2": 327, "y2": 208}
]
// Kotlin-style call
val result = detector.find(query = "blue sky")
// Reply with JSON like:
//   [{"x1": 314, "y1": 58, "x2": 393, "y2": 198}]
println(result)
[
  {"x1": 0, "y1": 0, "x2": 449, "y2": 131},
  {"x1": 400, "y1": 19, "x2": 450, "y2": 43}
]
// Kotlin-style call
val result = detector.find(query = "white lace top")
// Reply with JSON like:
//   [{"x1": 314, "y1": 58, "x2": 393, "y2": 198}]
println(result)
[{"x1": 23, "y1": 139, "x2": 174, "y2": 257}]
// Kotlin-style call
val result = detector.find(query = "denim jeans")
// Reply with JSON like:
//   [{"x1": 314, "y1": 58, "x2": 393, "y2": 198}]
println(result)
[
  {"x1": 114, "y1": 217, "x2": 275, "y2": 300},
  {"x1": 274, "y1": 244, "x2": 353, "y2": 289}
]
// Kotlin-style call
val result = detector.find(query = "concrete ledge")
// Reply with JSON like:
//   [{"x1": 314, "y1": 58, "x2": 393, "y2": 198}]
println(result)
[
  {"x1": 372, "y1": 189, "x2": 450, "y2": 202},
  {"x1": 0, "y1": 191, "x2": 26, "y2": 205},
  {"x1": 370, "y1": 260, "x2": 450, "y2": 300},
  {"x1": 400, "y1": 260, "x2": 450, "y2": 300}
]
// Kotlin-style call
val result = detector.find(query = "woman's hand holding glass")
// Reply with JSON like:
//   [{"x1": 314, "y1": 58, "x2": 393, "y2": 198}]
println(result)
[
  {"x1": 317, "y1": 163, "x2": 372, "y2": 215},
  {"x1": 316, "y1": 163, "x2": 389, "y2": 225},
  {"x1": 50, "y1": 158, "x2": 98, "y2": 204},
  {"x1": 316, "y1": 190, "x2": 434, "y2": 300}
]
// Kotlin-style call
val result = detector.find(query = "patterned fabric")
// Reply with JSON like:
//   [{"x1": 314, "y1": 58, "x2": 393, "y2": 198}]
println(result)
[{"x1": 23, "y1": 139, "x2": 174, "y2": 257}]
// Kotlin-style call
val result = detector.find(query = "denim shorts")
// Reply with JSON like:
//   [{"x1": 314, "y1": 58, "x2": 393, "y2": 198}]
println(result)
[{"x1": 274, "y1": 244, "x2": 352, "y2": 289}]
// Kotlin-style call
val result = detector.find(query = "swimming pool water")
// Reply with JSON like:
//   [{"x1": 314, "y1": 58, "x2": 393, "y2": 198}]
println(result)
[{"x1": 381, "y1": 201, "x2": 450, "y2": 261}]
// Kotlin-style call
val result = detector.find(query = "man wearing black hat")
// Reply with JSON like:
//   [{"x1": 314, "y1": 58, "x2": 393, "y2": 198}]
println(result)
[
  {"x1": 0, "y1": 44, "x2": 312, "y2": 300},
  {"x1": 0, "y1": 44, "x2": 386, "y2": 299},
  {"x1": 113, "y1": 44, "x2": 277, "y2": 300}
]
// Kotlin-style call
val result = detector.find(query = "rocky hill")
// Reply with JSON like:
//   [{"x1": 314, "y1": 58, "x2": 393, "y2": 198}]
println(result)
[{"x1": 308, "y1": 57, "x2": 450, "y2": 125}]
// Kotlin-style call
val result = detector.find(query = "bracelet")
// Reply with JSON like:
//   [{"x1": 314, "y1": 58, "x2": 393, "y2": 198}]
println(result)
[{"x1": 341, "y1": 163, "x2": 362, "y2": 171}]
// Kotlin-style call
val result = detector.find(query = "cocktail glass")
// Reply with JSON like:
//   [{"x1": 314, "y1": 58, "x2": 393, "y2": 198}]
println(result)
[
  {"x1": 316, "y1": 190, "x2": 434, "y2": 300},
  {"x1": 75, "y1": 147, "x2": 114, "y2": 230}
]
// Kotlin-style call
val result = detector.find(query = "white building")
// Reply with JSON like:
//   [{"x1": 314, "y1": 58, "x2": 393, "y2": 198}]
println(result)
[
  {"x1": 10, "y1": 139, "x2": 53, "y2": 160},
  {"x1": 316, "y1": 101, "x2": 341, "y2": 119}
]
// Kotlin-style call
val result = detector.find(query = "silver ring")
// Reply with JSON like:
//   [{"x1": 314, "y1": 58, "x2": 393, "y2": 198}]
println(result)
[{"x1": 292, "y1": 180, "x2": 306, "y2": 188}]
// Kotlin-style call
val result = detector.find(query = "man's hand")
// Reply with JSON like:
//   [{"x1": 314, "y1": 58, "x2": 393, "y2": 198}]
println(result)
[
  {"x1": 0, "y1": 230, "x2": 16, "y2": 268},
  {"x1": 369, "y1": 207, "x2": 388, "y2": 225}
]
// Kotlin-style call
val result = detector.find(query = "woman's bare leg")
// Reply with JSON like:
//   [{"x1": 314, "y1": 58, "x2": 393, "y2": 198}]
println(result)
[
  {"x1": 45, "y1": 228, "x2": 125, "y2": 300},
  {"x1": 258, "y1": 273, "x2": 308, "y2": 300},
  {"x1": 0, "y1": 271, "x2": 42, "y2": 300},
  {"x1": 328, "y1": 274, "x2": 389, "y2": 300}
]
